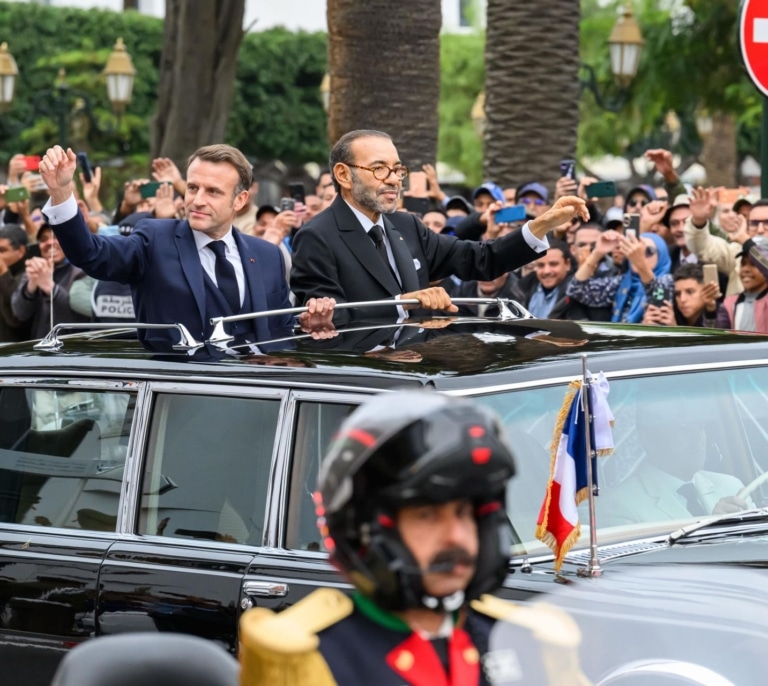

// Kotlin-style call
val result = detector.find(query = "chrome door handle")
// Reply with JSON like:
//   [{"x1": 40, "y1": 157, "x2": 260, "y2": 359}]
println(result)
[{"x1": 242, "y1": 580, "x2": 289, "y2": 599}]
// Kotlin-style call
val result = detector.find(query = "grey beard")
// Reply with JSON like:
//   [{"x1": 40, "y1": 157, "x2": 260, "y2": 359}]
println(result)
[{"x1": 350, "y1": 172, "x2": 398, "y2": 215}]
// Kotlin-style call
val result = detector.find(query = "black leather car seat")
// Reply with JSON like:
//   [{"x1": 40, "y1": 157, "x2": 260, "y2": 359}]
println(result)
[{"x1": 51, "y1": 633, "x2": 238, "y2": 686}]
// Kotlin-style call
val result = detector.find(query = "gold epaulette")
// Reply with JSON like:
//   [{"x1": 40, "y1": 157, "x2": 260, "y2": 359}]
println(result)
[
  {"x1": 239, "y1": 588, "x2": 352, "y2": 686},
  {"x1": 471, "y1": 594, "x2": 591, "y2": 686}
]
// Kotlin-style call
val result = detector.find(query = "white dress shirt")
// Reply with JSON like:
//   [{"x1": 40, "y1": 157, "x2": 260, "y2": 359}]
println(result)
[
  {"x1": 43, "y1": 192, "x2": 246, "y2": 305},
  {"x1": 193, "y1": 230, "x2": 246, "y2": 306}
]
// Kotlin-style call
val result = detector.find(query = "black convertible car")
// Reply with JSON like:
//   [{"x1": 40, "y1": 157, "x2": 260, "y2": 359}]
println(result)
[{"x1": 2, "y1": 310, "x2": 768, "y2": 684}]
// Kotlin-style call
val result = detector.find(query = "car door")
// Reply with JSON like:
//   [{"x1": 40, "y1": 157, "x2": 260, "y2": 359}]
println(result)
[
  {"x1": 0, "y1": 378, "x2": 138, "y2": 686},
  {"x1": 242, "y1": 391, "x2": 364, "y2": 613},
  {"x1": 96, "y1": 382, "x2": 285, "y2": 655}
]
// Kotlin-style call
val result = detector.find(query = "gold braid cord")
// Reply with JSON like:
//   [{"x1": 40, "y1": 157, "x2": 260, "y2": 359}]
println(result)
[
  {"x1": 472, "y1": 594, "x2": 592, "y2": 686},
  {"x1": 239, "y1": 588, "x2": 352, "y2": 686}
]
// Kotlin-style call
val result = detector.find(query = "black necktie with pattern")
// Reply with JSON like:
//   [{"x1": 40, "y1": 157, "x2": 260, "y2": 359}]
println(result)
[
  {"x1": 369, "y1": 224, "x2": 399, "y2": 286},
  {"x1": 207, "y1": 240, "x2": 241, "y2": 315}
]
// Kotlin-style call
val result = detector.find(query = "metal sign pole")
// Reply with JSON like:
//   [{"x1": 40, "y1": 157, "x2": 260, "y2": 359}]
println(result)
[
  {"x1": 762, "y1": 97, "x2": 768, "y2": 199},
  {"x1": 580, "y1": 354, "x2": 602, "y2": 577}
]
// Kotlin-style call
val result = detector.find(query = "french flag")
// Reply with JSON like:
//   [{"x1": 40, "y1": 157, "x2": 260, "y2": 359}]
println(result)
[{"x1": 536, "y1": 376, "x2": 613, "y2": 571}]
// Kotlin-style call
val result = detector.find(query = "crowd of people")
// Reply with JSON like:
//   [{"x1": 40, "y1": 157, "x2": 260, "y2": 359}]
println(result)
[{"x1": 0, "y1": 135, "x2": 766, "y2": 349}]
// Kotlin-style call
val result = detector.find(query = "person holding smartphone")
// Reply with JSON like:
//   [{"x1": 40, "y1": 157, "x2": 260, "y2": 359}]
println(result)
[
  {"x1": 39, "y1": 144, "x2": 335, "y2": 352},
  {"x1": 642, "y1": 264, "x2": 721, "y2": 328},
  {"x1": 566, "y1": 230, "x2": 673, "y2": 323},
  {"x1": 702, "y1": 236, "x2": 768, "y2": 333},
  {"x1": 292, "y1": 129, "x2": 588, "y2": 323}
]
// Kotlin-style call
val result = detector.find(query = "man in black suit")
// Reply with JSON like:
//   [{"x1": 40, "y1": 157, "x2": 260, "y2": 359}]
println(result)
[
  {"x1": 291, "y1": 129, "x2": 588, "y2": 322},
  {"x1": 39, "y1": 145, "x2": 334, "y2": 352}
]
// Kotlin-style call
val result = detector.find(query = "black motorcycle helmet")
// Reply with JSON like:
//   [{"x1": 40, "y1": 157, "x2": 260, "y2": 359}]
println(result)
[{"x1": 315, "y1": 390, "x2": 517, "y2": 612}]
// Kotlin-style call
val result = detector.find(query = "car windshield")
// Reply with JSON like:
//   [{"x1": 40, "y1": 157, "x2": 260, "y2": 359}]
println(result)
[{"x1": 473, "y1": 366, "x2": 768, "y2": 560}]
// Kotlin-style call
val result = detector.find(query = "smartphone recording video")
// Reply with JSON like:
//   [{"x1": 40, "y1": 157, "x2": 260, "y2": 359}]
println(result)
[
  {"x1": 494, "y1": 205, "x2": 527, "y2": 223},
  {"x1": 139, "y1": 182, "x2": 163, "y2": 199},
  {"x1": 560, "y1": 159, "x2": 576, "y2": 181},
  {"x1": 288, "y1": 183, "x2": 306, "y2": 205},
  {"x1": 2, "y1": 186, "x2": 30, "y2": 203},
  {"x1": 24, "y1": 155, "x2": 41, "y2": 172},
  {"x1": 623, "y1": 213, "x2": 640, "y2": 238},
  {"x1": 403, "y1": 196, "x2": 430, "y2": 216},
  {"x1": 77, "y1": 152, "x2": 93, "y2": 183},
  {"x1": 648, "y1": 284, "x2": 672, "y2": 309},
  {"x1": 702, "y1": 263, "x2": 719, "y2": 286},
  {"x1": 585, "y1": 181, "x2": 617, "y2": 198}
]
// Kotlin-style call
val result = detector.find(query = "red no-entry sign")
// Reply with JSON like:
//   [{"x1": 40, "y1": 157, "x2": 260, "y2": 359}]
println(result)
[{"x1": 741, "y1": 0, "x2": 768, "y2": 97}]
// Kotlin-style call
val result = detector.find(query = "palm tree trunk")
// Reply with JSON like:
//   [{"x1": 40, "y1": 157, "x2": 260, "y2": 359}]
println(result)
[
  {"x1": 484, "y1": 0, "x2": 580, "y2": 192},
  {"x1": 700, "y1": 113, "x2": 737, "y2": 187},
  {"x1": 326, "y1": 0, "x2": 442, "y2": 168}
]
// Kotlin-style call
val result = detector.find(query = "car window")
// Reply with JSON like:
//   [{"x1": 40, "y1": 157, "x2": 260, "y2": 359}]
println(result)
[
  {"x1": 285, "y1": 401, "x2": 356, "y2": 551},
  {"x1": 138, "y1": 393, "x2": 280, "y2": 546},
  {"x1": 0, "y1": 386, "x2": 135, "y2": 531},
  {"x1": 474, "y1": 367, "x2": 768, "y2": 557}
]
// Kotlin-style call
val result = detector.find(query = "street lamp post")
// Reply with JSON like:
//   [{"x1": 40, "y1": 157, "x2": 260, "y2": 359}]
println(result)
[
  {"x1": 103, "y1": 37, "x2": 136, "y2": 114},
  {"x1": 320, "y1": 73, "x2": 331, "y2": 113},
  {"x1": 0, "y1": 43, "x2": 18, "y2": 112},
  {"x1": 471, "y1": 92, "x2": 486, "y2": 137},
  {"x1": 580, "y1": 4, "x2": 644, "y2": 112},
  {"x1": 0, "y1": 38, "x2": 135, "y2": 148}
]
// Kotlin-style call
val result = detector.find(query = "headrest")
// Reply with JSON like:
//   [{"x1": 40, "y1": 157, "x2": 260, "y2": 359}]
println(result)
[{"x1": 51, "y1": 633, "x2": 238, "y2": 686}]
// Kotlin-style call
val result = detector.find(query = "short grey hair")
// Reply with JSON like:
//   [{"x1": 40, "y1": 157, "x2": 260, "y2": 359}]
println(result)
[{"x1": 329, "y1": 129, "x2": 392, "y2": 192}]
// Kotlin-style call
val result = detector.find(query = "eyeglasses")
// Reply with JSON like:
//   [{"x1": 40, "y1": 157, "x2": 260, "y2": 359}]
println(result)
[
  {"x1": 644, "y1": 246, "x2": 657, "y2": 258},
  {"x1": 749, "y1": 219, "x2": 768, "y2": 229},
  {"x1": 519, "y1": 197, "x2": 546, "y2": 206},
  {"x1": 627, "y1": 198, "x2": 649, "y2": 208},
  {"x1": 347, "y1": 164, "x2": 409, "y2": 181},
  {"x1": 575, "y1": 241, "x2": 597, "y2": 250}
]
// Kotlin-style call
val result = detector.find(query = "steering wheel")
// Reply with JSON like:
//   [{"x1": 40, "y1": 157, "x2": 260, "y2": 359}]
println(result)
[
  {"x1": 596, "y1": 659, "x2": 735, "y2": 685},
  {"x1": 736, "y1": 470, "x2": 768, "y2": 501}
]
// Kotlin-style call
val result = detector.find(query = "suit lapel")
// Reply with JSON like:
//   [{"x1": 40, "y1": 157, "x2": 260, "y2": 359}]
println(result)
[
  {"x1": 332, "y1": 197, "x2": 402, "y2": 295},
  {"x1": 383, "y1": 215, "x2": 419, "y2": 294},
  {"x1": 233, "y1": 230, "x2": 269, "y2": 338},
  {"x1": 174, "y1": 222, "x2": 207, "y2": 329},
  {"x1": 638, "y1": 463, "x2": 690, "y2": 518}
]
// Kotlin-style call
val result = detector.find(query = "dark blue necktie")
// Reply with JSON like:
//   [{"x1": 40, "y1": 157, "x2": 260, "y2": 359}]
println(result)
[{"x1": 207, "y1": 240, "x2": 241, "y2": 315}]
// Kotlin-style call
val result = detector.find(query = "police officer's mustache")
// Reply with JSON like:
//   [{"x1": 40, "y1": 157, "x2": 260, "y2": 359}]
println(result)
[{"x1": 425, "y1": 547, "x2": 477, "y2": 574}]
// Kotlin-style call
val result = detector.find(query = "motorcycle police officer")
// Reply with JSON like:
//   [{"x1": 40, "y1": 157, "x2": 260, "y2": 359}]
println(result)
[{"x1": 240, "y1": 391, "x2": 588, "y2": 685}]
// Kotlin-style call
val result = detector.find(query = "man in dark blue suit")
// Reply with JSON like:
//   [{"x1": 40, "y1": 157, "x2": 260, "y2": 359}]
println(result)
[{"x1": 39, "y1": 144, "x2": 333, "y2": 352}]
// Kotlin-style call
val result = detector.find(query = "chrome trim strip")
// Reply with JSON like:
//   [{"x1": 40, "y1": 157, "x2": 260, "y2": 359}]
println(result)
[
  {"x1": 118, "y1": 381, "x2": 152, "y2": 535},
  {"x1": 0, "y1": 521, "x2": 122, "y2": 542},
  {"x1": 445, "y1": 358, "x2": 768, "y2": 397},
  {"x1": 0, "y1": 377, "x2": 140, "y2": 390},
  {"x1": 264, "y1": 392, "x2": 296, "y2": 549},
  {"x1": 270, "y1": 390, "x2": 373, "y2": 549},
  {"x1": 113, "y1": 532, "x2": 261, "y2": 555},
  {"x1": 0, "y1": 369, "x2": 390, "y2": 395}
]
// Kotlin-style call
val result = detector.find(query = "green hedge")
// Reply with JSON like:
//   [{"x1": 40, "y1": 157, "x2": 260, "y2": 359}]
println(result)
[
  {"x1": 0, "y1": 2, "x2": 329, "y2": 169},
  {"x1": 0, "y1": 2, "x2": 484, "y2": 185}
]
